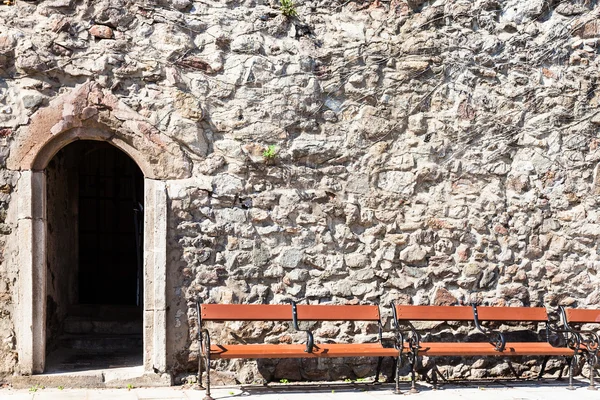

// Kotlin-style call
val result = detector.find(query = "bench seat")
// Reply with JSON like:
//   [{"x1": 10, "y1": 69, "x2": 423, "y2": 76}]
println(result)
[
  {"x1": 197, "y1": 302, "x2": 394, "y2": 399},
  {"x1": 416, "y1": 342, "x2": 575, "y2": 357},
  {"x1": 393, "y1": 304, "x2": 579, "y2": 392},
  {"x1": 210, "y1": 342, "x2": 572, "y2": 359},
  {"x1": 209, "y1": 343, "x2": 399, "y2": 359}
]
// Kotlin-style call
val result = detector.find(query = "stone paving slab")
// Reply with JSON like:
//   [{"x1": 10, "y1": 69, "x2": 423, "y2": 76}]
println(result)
[{"x1": 0, "y1": 380, "x2": 598, "y2": 400}]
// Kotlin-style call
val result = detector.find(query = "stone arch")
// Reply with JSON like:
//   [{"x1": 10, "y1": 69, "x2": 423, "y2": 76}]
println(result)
[
  {"x1": 10, "y1": 82, "x2": 177, "y2": 383},
  {"x1": 7, "y1": 80, "x2": 192, "y2": 180},
  {"x1": 594, "y1": 163, "x2": 600, "y2": 194},
  {"x1": 30, "y1": 128, "x2": 155, "y2": 178}
]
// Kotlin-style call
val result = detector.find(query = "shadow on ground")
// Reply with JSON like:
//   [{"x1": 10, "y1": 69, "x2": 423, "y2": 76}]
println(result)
[{"x1": 234, "y1": 377, "x2": 592, "y2": 396}]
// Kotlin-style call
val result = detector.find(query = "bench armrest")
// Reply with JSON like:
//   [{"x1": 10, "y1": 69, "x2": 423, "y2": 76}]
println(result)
[
  {"x1": 196, "y1": 301, "x2": 204, "y2": 350},
  {"x1": 556, "y1": 306, "x2": 589, "y2": 353},
  {"x1": 574, "y1": 329, "x2": 599, "y2": 353},
  {"x1": 392, "y1": 329, "x2": 406, "y2": 352},
  {"x1": 199, "y1": 328, "x2": 211, "y2": 353},
  {"x1": 291, "y1": 301, "x2": 315, "y2": 353},
  {"x1": 546, "y1": 323, "x2": 582, "y2": 354},
  {"x1": 472, "y1": 304, "x2": 506, "y2": 352},
  {"x1": 554, "y1": 323, "x2": 595, "y2": 353},
  {"x1": 391, "y1": 302, "x2": 420, "y2": 351},
  {"x1": 576, "y1": 329, "x2": 600, "y2": 363},
  {"x1": 196, "y1": 300, "x2": 211, "y2": 358},
  {"x1": 376, "y1": 305, "x2": 384, "y2": 343}
]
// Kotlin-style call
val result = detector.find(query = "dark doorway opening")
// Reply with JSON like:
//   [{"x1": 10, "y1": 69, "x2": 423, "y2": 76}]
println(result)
[
  {"x1": 45, "y1": 141, "x2": 144, "y2": 372},
  {"x1": 78, "y1": 142, "x2": 144, "y2": 306}
]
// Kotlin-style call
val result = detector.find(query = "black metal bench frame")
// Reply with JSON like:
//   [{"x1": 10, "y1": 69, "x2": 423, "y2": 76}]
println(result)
[
  {"x1": 560, "y1": 306, "x2": 600, "y2": 390},
  {"x1": 391, "y1": 303, "x2": 581, "y2": 392},
  {"x1": 195, "y1": 301, "x2": 400, "y2": 400}
]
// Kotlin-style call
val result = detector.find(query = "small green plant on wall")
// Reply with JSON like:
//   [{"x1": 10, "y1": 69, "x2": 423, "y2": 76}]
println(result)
[
  {"x1": 280, "y1": 0, "x2": 298, "y2": 18},
  {"x1": 262, "y1": 144, "x2": 277, "y2": 163}
]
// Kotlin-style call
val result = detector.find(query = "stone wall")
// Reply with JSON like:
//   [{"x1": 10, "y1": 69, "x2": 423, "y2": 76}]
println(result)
[
  {"x1": 1, "y1": 0, "x2": 600, "y2": 383},
  {"x1": 0, "y1": 165, "x2": 17, "y2": 378}
]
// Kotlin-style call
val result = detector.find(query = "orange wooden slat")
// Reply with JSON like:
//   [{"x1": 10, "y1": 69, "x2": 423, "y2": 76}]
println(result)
[
  {"x1": 209, "y1": 341, "x2": 573, "y2": 359},
  {"x1": 394, "y1": 305, "x2": 473, "y2": 321},
  {"x1": 417, "y1": 342, "x2": 574, "y2": 357},
  {"x1": 296, "y1": 305, "x2": 380, "y2": 321},
  {"x1": 565, "y1": 308, "x2": 600, "y2": 323},
  {"x1": 394, "y1": 305, "x2": 549, "y2": 322},
  {"x1": 209, "y1": 343, "x2": 399, "y2": 359},
  {"x1": 476, "y1": 306, "x2": 548, "y2": 322},
  {"x1": 201, "y1": 304, "x2": 291, "y2": 321}
]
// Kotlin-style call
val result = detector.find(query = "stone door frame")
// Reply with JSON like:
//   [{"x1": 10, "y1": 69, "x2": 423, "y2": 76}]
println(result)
[{"x1": 14, "y1": 135, "x2": 168, "y2": 375}]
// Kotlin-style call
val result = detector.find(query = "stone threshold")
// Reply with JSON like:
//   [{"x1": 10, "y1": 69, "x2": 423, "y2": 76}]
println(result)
[{"x1": 10, "y1": 366, "x2": 172, "y2": 389}]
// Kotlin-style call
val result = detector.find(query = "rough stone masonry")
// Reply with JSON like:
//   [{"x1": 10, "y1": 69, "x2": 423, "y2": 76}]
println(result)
[{"x1": 1, "y1": 0, "x2": 600, "y2": 385}]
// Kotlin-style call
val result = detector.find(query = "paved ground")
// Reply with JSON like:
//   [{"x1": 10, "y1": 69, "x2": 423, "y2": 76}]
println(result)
[{"x1": 0, "y1": 379, "x2": 599, "y2": 400}]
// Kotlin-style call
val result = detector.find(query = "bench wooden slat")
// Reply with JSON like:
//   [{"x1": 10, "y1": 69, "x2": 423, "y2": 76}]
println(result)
[
  {"x1": 394, "y1": 305, "x2": 549, "y2": 322},
  {"x1": 476, "y1": 306, "x2": 548, "y2": 322},
  {"x1": 201, "y1": 304, "x2": 291, "y2": 321},
  {"x1": 395, "y1": 305, "x2": 473, "y2": 321},
  {"x1": 209, "y1": 343, "x2": 398, "y2": 359},
  {"x1": 296, "y1": 305, "x2": 380, "y2": 321},
  {"x1": 418, "y1": 342, "x2": 573, "y2": 357},
  {"x1": 565, "y1": 308, "x2": 600, "y2": 323}
]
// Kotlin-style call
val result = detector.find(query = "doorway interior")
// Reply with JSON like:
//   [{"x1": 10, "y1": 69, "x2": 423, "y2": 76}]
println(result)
[{"x1": 44, "y1": 140, "x2": 144, "y2": 372}]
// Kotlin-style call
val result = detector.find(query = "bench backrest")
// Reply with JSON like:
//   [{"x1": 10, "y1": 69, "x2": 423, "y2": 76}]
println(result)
[
  {"x1": 394, "y1": 305, "x2": 549, "y2": 322},
  {"x1": 564, "y1": 308, "x2": 600, "y2": 323},
  {"x1": 296, "y1": 305, "x2": 380, "y2": 321},
  {"x1": 476, "y1": 306, "x2": 548, "y2": 322},
  {"x1": 200, "y1": 304, "x2": 381, "y2": 322},
  {"x1": 394, "y1": 305, "x2": 473, "y2": 321},
  {"x1": 200, "y1": 304, "x2": 291, "y2": 321}
]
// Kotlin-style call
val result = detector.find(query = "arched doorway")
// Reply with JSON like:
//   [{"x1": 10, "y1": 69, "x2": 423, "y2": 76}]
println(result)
[
  {"x1": 44, "y1": 141, "x2": 144, "y2": 371},
  {"x1": 13, "y1": 131, "x2": 169, "y2": 378},
  {"x1": 9, "y1": 82, "x2": 181, "y2": 379}
]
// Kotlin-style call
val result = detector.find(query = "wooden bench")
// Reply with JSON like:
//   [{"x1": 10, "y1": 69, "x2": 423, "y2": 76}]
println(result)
[
  {"x1": 560, "y1": 307, "x2": 600, "y2": 390},
  {"x1": 392, "y1": 304, "x2": 579, "y2": 392},
  {"x1": 196, "y1": 301, "x2": 398, "y2": 400}
]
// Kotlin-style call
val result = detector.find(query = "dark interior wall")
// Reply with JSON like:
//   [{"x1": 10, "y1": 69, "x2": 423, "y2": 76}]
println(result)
[
  {"x1": 77, "y1": 143, "x2": 143, "y2": 306},
  {"x1": 45, "y1": 147, "x2": 79, "y2": 352}
]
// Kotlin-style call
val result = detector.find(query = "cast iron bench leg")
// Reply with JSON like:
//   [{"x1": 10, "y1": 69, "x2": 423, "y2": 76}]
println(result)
[
  {"x1": 587, "y1": 355, "x2": 597, "y2": 391},
  {"x1": 394, "y1": 352, "x2": 402, "y2": 394},
  {"x1": 197, "y1": 341, "x2": 205, "y2": 390},
  {"x1": 409, "y1": 350, "x2": 419, "y2": 393},
  {"x1": 196, "y1": 302, "x2": 206, "y2": 390},
  {"x1": 567, "y1": 356, "x2": 576, "y2": 390},
  {"x1": 203, "y1": 334, "x2": 214, "y2": 400}
]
